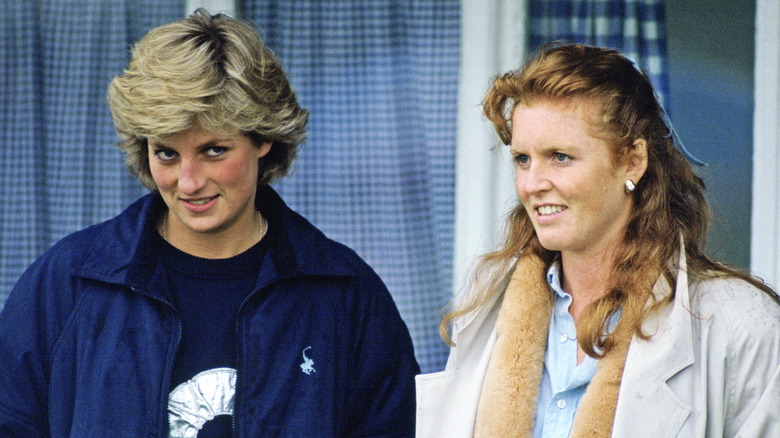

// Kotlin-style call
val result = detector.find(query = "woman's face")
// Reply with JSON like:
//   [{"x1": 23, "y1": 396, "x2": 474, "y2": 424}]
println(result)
[
  {"x1": 148, "y1": 125, "x2": 271, "y2": 243},
  {"x1": 511, "y1": 98, "x2": 645, "y2": 260}
]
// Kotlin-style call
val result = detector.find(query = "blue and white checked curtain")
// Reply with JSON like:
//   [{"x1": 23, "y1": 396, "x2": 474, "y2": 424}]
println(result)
[
  {"x1": 1, "y1": 0, "x2": 667, "y2": 373},
  {"x1": 529, "y1": 0, "x2": 669, "y2": 100},
  {"x1": 241, "y1": 0, "x2": 458, "y2": 372},
  {"x1": 0, "y1": 2, "x2": 182, "y2": 305}
]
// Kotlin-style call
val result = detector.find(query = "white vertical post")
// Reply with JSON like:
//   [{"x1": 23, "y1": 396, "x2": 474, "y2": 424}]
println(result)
[
  {"x1": 452, "y1": 0, "x2": 527, "y2": 294},
  {"x1": 751, "y1": 0, "x2": 780, "y2": 287},
  {"x1": 186, "y1": 0, "x2": 236, "y2": 16}
]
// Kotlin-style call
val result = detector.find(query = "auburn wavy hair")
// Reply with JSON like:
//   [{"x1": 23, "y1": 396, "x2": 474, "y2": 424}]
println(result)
[
  {"x1": 441, "y1": 43, "x2": 777, "y2": 357},
  {"x1": 107, "y1": 9, "x2": 308, "y2": 190}
]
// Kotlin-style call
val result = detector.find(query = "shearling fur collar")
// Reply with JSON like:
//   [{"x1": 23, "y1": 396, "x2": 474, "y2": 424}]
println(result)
[{"x1": 474, "y1": 253, "x2": 647, "y2": 437}]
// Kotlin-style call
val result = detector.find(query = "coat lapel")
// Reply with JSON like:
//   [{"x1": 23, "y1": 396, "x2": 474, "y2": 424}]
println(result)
[
  {"x1": 415, "y1": 266, "x2": 507, "y2": 438},
  {"x1": 474, "y1": 254, "x2": 551, "y2": 438},
  {"x1": 612, "y1": 248, "x2": 695, "y2": 438}
]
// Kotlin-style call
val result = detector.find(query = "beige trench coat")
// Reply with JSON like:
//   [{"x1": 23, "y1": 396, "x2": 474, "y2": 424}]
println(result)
[{"x1": 416, "y1": 250, "x2": 780, "y2": 437}]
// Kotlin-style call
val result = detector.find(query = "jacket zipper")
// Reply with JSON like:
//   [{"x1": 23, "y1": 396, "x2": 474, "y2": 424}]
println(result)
[
  {"x1": 231, "y1": 274, "x2": 296, "y2": 438},
  {"x1": 128, "y1": 285, "x2": 183, "y2": 436},
  {"x1": 231, "y1": 282, "x2": 269, "y2": 438}
]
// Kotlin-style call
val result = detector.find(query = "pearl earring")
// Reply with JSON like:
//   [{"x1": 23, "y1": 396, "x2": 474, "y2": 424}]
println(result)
[{"x1": 625, "y1": 179, "x2": 636, "y2": 194}]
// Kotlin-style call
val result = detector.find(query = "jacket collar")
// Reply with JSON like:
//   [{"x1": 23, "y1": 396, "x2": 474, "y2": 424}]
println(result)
[
  {"x1": 612, "y1": 244, "x2": 695, "y2": 437},
  {"x1": 448, "y1": 269, "x2": 509, "y2": 368},
  {"x1": 73, "y1": 185, "x2": 356, "y2": 297}
]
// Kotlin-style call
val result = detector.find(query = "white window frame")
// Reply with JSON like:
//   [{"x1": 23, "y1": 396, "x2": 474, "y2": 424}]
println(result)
[
  {"x1": 452, "y1": 0, "x2": 527, "y2": 294},
  {"x1": 750, "y1": 0, "x2": 780, "y2": 288},
  {"x1": 186, "y1": 0, "x2": 235, "y2": 16}
]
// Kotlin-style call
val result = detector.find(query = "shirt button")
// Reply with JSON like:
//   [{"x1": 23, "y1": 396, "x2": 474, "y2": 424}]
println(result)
[
  {"x1": 557, "y1": 399, "x2": 567, "y2": 409},
  {"x1": 560, "y1": 333, "x2": 569, "y2": 343}
]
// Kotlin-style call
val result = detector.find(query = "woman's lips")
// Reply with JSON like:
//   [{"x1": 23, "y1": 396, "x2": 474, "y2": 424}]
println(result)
[
  {"x1": 181, "y1": 195, "x2": 219, "y2": 213},
  {"x1": 536, "y1": 205, "x2": 566, "y2": 216}
]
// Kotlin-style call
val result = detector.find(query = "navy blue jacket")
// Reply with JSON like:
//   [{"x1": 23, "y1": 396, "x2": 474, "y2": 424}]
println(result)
[{"x1": 0, "y1": 186, "x2": 419, "y2": 437}]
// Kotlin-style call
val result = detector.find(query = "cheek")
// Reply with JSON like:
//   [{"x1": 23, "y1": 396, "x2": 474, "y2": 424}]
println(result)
[
  {"x1": 148, "y1": 162, "x2": 172, "y2": 189},
  {"x1": 219, "y1": 156, "x2": 259, "y2": 187},
  {"x1": 514, "y1": 171, "x2": 526, "y2": 197}
]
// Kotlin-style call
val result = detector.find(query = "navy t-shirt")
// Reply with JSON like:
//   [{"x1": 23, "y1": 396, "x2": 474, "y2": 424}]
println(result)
[{"x1": 153, "y1": 230, "x2": 268, "y2": 437}]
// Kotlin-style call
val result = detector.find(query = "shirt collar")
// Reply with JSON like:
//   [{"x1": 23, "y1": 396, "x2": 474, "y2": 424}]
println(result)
[
  {"x1": 546, "y1": 256, "x2": 623, "y2": 336},
  {"x1": 546, "y1": 258, "x2": 568, "y2": 299}
]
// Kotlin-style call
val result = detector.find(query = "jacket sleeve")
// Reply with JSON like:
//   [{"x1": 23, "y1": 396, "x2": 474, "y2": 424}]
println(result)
[
  {"x1": 690, "y1": 276, "x2": 780, "y2": 438},
  {"x1": 733, "y1": 366, "x2": 780, "y2": 438},
  {"x1": 344, "y1": 268, "x2": 420, "y2": 437},
  {"x1": 722, "y1": 285, "x2": 780, "y2": 438},
  {"x1": 0, "y1": 244, "x2": 79, "y2": 437}
]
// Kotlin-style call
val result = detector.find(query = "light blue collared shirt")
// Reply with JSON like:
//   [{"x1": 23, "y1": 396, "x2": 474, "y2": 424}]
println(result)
[{"x1": 532, "y1": 260, "x2": 602, "y2": 438}]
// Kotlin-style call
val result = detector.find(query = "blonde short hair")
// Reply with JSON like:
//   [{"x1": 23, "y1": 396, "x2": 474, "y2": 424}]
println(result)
[{"x1": 107, "y1": 9, "x2": 308, "y2": 190}]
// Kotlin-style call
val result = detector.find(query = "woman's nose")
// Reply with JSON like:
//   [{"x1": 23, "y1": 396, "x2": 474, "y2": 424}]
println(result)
[
  {"x1": 518, "y1": 163, "x2": 552, "y2": 196},
  {"x1": 177, "y1": 158, "x2": 206, "y2": 194}
]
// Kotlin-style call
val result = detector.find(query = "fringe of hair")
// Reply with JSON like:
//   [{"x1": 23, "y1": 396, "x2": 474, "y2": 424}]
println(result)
[{"x1": 107, "y1": 9, "x2": 308, "y2": 190}]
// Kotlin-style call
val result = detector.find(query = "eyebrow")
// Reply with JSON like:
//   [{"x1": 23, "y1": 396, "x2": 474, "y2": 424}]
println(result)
[
  {"x1": 149, "y1": 139, "x2": 228, "y2": 149},
  {"x1": 511, "y1": 143, "x2": 573, "y2": 153}
]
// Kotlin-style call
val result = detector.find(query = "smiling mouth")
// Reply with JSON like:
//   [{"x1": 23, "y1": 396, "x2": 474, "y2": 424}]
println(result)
[
  {"x1": 184, "y1": 196, "x2": 218, "y2": 205},
  {"x1": 537, "y1": 205, "x2": 567, "y2": 216}
]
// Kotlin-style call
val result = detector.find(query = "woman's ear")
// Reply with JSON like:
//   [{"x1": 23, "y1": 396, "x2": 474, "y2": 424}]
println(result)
[
  {"x1": 626, "y1": 138, "x2": 648, "y2": 183},
  {"x1": 257, "y1": 141, "x2": 273, "y2": 159}
]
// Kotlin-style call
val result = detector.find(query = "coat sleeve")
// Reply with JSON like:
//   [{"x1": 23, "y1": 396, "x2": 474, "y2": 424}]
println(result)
[
  {"x1": 694, "y1": 277, "x2": 780, "y2": 438},
  {"x1": 344, "y1": 267, "x2": 420, "y2": 437},
  {"x1": 733, "y1": 366, "x2": 780, "y2": 438},
  {"x1": 722, "y1": 285, "x2": 780, "y2": 438},
  {"x1": 0, "y1": 243, "x2": 79, "y2": 437}
]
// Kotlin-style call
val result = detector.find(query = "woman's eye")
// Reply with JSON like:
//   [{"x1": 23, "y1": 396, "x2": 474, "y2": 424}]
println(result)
[
  {"x1": 206, "y1": 146, "x2": 228, "y2": 157},
  {"x1": 554, "y1": 152, "x2": 571, "y2": 162},
  {"x1": 154, "y1": 149, "x2": 177, "y2": 161},
  {"x1": 514, "y1": 154, "x2": 530, "y2": 165}
]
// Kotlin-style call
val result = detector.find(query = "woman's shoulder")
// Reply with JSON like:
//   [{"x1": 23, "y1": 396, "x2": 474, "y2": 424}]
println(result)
[
  {"x1": 25, "y1": 223, "x2": 110, "y2": 275},
  {"x1": 688, "y1": 274, "x2": 780, "y2": 340},
  {"x1": 21, "y1": 195, "x2": 154, "y2": 279},
  {"x1": 684, "y1": 274, "x2": 780, "y2": 436}
]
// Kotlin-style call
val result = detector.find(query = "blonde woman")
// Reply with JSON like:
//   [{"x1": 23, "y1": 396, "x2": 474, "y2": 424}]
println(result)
[
  {"x1": 416, "y1": 43, "x2": 780, "y2": 437},
  {"x1": 0, "y1": 10, "x2": 418, "y2": 437}
]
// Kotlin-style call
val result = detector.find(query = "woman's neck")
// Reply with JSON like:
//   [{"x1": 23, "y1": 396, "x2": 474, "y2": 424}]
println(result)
[
  {"x1": 161, "y1": 210, "x2": 267, "y2": 259},
  {"x1": 559, "y1": 250, "x2": 616, "y2": 322},
  {"x1": 560, "y1": 250, "x2": 618, "y2": 365}
]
